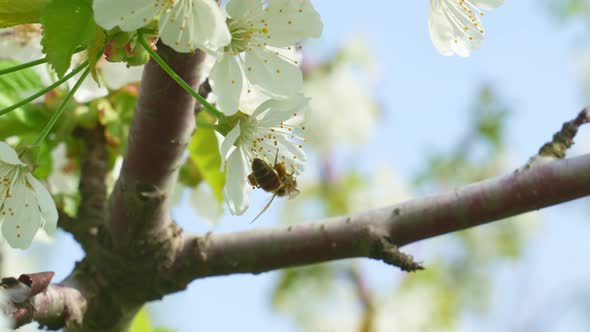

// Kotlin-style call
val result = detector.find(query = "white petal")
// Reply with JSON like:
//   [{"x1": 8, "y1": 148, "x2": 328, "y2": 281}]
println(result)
[
  {"x1": 226, "y1": 0, "x2": 263, "y2": 18},
  {"x1": 93, "y1": 0, "x2": 160, "y2": 31},
  {"x1": 189, "y1": 185, "x2": 224, "y2": 225},
  {"x1": 100, "y1": 62, "x2": 144, "y2": 90},
  {"x1": 223, "y1": 149, "x2": 251, "y2": 215},
  {"x1": 274, "y1": 134, "x2": 305, "y2": 172},
  {"x1": 210, "y1": 54, "x2": 243, "y2": 115},
  {"x1": 220, "y1": 122, "x2": 241, "y2": 167},
  {"x1": 160, "y1": 0, "x2": 231, "y2": 53},
  {"x1": 71, "y1": 72, "x2": 108, "y2": 103},
  {"x1": 470, "y1": 0, "x2": 504, "y2": 9},
  {"x1": 244, "y1": 48, "x2": 303, "y2": 97},
  {"x1": 0, "y1": 142, "x2": 23, "y2": 166},
  {"x1": 253, "y1": 94, "x2": 308, "y2": 126},
  {"x1": 428, "y1": 0, "x2": 483, "y2": 57},
  {"x1": 26, "y1": 174, "x2": 57, "y2": 235},
  {"x1": 264, "y1": 0, "x2": 323, "y2": 47},
  {"x1": 1, "y1": 181, "x2": 41, "y2": 249}
]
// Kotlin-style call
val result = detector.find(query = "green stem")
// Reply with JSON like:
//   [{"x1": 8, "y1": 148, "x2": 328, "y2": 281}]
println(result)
[
  {"x1": 0, "y1": 58, "x2": 47, "y2": 76},
  {"x1": 33, "y1": 67, "x2": 91, "y2": 146},
  {"x1": 196, "y1": 121, "x2": 220, "y2": 130},
  {"x1": 136, "y1": 33, "x2": 225, "y2": 120},
  {"x1": 0, "y1": 46, "x2": 85, "y2": 76},
  {"x1": 0, "y1": 61, "x2": 89, "y2": 117}
]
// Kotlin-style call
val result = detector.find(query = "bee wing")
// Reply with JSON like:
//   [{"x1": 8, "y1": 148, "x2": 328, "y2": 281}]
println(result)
[
  {"x1": 288, "y1": 188, "x2": 300, "y2": 200},
  {"x1": 250, "y1": 193, "x2": 278, "y2": 224}
]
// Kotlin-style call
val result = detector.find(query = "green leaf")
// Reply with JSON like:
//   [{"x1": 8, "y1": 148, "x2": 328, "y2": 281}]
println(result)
[
  {"x1": 130, "y1": 308, "x2": 153, "y2": 332},
  {"x1": 87, "y1": 26, "x2": 107, "y2": 85},
  {"x1": 40, "y1": 0, "x2": 96, "y2": 78},
  {"x1": 0, "y1": 61, "x2": 44, "y2": 96},
  {"x1": 187, "y1": 112, "x2": 225, "y2": 202},
  {"x1": 0, "y1": 0, "x2": 48, "y2": 27},
  {"x1": 0, "y1": 61, "x2": 48, "y2": 138}
]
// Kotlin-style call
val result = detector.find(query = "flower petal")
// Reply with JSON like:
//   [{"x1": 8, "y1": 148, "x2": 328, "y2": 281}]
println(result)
[
  {"x1": 100, "y1": 61, "x2": 144, "y2": 90},
  {"x1": 226, "y1": 0, "x2": 263, "y2": 18},
  {"x1": 189, "y1": 185, "x2": 224, "y2": 225},
  {"x1": 253, "y1": 94, "x2": 308, "y2": 126},
  {"x1": 0, "y1": 142, "x2": 23, "y2": 166},
  {"x1": 27, "y1": 174, "x2": 57, "y2": 235},
  {"x1": 1, "y1": 180, "x2": 40, "y2": 249},
  {"x1": 160, "y1": 0, "x2": 231, "y2": 53},
  {"x1": 428, "y1": 0, "x2": 483, "y2": 57},
  {"x1": 244, "y1": 47, "x2": 303, "y2": 97},
  {"x1": 470, "y1": 0, "x2": 504, "y2": 9},
  {"x1": 220, "y1": 121, "x2": 241, "y2": 167},
  {"x1": 264, "y1": 0, "x2": 323, "y2": 48},
  {"x1": 93, "y1": 0, "x2": 160, "y2": 31},
  {"x1": 223, "y1": 149, "x2": 251, "y2": 215},
  {"x1": 210, "y1": 54, "x2": 243, "y2": 115}
]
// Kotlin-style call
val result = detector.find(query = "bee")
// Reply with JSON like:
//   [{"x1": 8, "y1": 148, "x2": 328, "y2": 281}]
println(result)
[{"x1": 247, "y1": 151, "x2": 299, "y2": 223}]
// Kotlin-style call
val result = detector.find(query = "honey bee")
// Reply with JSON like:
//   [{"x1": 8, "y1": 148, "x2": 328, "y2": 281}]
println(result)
[{"x1": 247, "y1": 151, "x2": 299, "y2": 223}]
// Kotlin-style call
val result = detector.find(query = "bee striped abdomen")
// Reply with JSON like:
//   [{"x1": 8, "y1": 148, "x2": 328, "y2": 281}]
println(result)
[{"x1": 251, "y1": 158, "x2": 281, "y2": 192}]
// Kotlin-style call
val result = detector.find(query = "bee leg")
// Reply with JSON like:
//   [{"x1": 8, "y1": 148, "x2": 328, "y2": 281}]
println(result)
[
  {"x1": 248, "y1": 173, "x2": 258, "y2": 187},
  {"x1": 250, "y1": 193, "x2": 277, "y2": 223}
]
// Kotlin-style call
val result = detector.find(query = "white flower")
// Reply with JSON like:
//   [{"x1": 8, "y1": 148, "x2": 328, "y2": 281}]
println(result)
[
  {"x1": 189, "y1": 185, "x2": 224, "y2": 225},
  {"x1": 0, "y1": 143, "x2": 58, "y2": 249},
  {"x1": 428, "y1": 0, "x2": 504, "y2": 57},
  {"x1": 93, "y1": 0, "x2": 231, "y2": 53},
  {"x1": 219, "y1": 95, "x2": 308, "y2": 215},
  {"x1": 304, "y1": 66, "x2": 379, "y2": 153},
  {"x1": 0, "y1": 25, "x2": 43, "y2": 62},
  {"x1": 69, "y1": 58, "x2": 144, "y2": 103},
  {"x1": 209, "y1": 0, "x2": 323, "y2": 115}
]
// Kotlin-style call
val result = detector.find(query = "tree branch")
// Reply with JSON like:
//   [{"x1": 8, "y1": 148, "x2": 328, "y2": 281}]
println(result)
[
  {"x1": 58, "y1": 126, "x2": 109, "y2": 252},
  {"x1": 13, "y1": 284, "x2": 86, "y2": 330},
  {"x1": 108, "y1": 42, "x2": 205, "y2": 252},
  {"x1": 2, "y1": 272, "x2": 86, "y2": 330},
  {"x1": 171, "y1": 153, "x2": 590, "y2": 285}
]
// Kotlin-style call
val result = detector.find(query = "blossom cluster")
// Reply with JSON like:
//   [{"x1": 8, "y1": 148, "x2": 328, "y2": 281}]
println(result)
[
  {"x1": 0, "y1": 0, "x2": 508, "y2": 248},
  {"x1": 92, "y1": 0, "x2": 323, "y2": 216}
]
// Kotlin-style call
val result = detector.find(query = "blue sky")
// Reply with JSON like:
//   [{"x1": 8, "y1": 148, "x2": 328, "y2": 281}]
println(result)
[{"x1": 12, "y1": 1, "x2": 590, "y2": 331}]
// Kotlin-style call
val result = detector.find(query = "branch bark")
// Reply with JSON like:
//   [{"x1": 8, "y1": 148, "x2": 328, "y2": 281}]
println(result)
[
  {"x1": 108, "y1": 42, "x2": 204, "y2": 252},
  {"x1": 170, "y1": 153, "x2": 590, "y2": 285},
  {"x1": 12, "y1": 284, "x2": 86, "y2": 330}
]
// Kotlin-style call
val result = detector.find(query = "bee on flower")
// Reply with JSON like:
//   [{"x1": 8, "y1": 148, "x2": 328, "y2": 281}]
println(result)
[{"x1": 219, "y1": 94, "x2": 308, "y2": 215}]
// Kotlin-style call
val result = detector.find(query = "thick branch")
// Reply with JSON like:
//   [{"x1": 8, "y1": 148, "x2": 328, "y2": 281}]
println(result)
[
  {"x1": 109, "y1": 43, "x2": 205, "y2": 251},
  {"x1": 172, "y1": 153, "x2": 590, "y2": 284}
]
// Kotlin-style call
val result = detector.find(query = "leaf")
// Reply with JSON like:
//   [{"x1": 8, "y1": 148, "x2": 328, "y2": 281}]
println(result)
[
  {"x1": 0, "y1": 61, "x2": 48, "y2": 138},
  {"x1": 187, "y1": 112, "x2": 225, "y2": 202},
  {"x1": 87, "y1": 26, "x2": 107, "y2": 85},
  {"x1": 130, "y1": 307, "x2": 153, "y2": 332},
  {"x1": 0, "y1": 0, "x2": 48, "y2": 27},
  {"x1": 39, "y1": 0, "x2": 96, "y2": 78}
]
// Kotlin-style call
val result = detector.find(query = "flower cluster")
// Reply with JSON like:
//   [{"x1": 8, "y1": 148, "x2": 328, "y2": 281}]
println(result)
[
  {"x1": 428, "y1": 0, "x2": 504, "y2": 56},
  {"x1": 93, "y1": 0, "x2": 231, "y2": 53}
]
